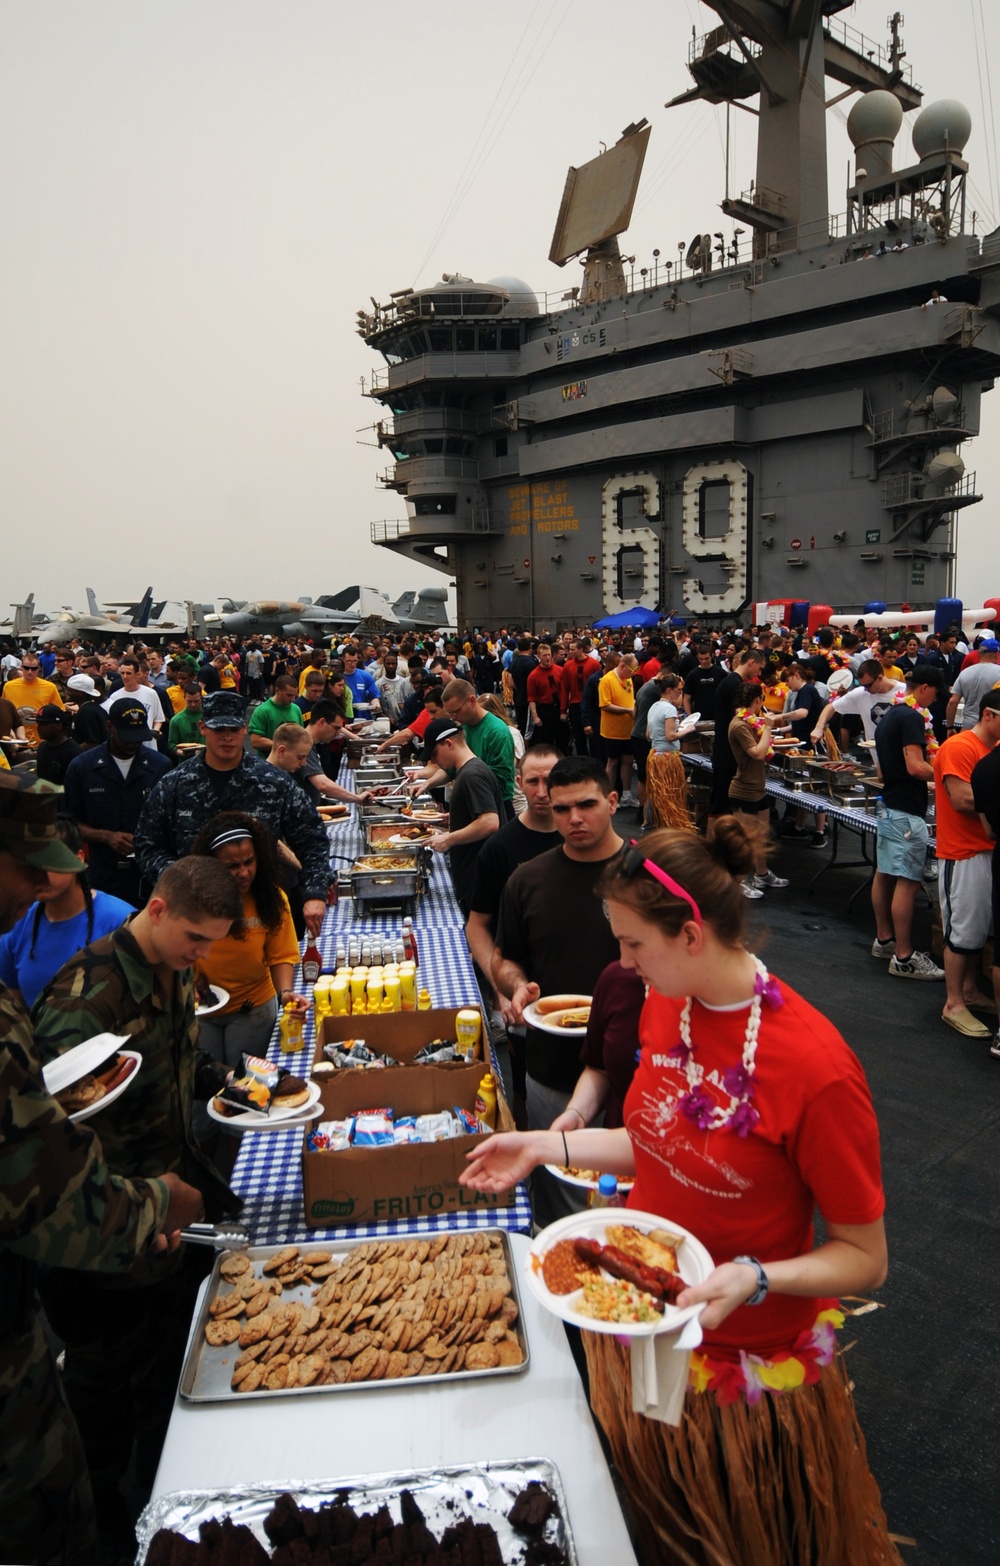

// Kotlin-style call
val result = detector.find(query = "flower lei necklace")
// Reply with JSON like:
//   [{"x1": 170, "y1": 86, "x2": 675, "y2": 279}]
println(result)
[
  {"x1": 668, "y1": 958, "x2": 783, "y2": 1136},
  {"x1": 735, "y1": 704, "x2": 774, "y2": 758},
  {"x1": 891, "y1": 689, "x2": 939, "y2": 755}
]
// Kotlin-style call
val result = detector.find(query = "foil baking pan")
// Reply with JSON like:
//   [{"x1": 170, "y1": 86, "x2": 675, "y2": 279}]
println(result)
[
  {"x1": 179, "y1": 1230, "x2": 529, "y2": 1403},
  {"x1": 136, "y1": 1457, "x2": 578, "y2": 1564}
]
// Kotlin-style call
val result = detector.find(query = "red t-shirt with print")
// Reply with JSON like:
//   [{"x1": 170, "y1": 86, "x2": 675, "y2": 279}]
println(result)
[{"x1": 623, "y1": 979, "x2": 884, "y2": 1358}]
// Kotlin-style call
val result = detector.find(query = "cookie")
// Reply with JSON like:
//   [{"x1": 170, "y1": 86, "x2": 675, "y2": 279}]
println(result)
[
  {"x1": 208, "y1": 1291, "x2": 243, "y2": 1319},
  {"x1": 350, "y1": 1346, "x2": 380, "y2": 1381},
  {"x1": 496, "y1": 1339, "x2": 524, "y2": 1367},
  {"x1": 234, "y1": 1342, "x2": 268, "y2": 1368},
  {"x1": 219, "y1": 1252, "x2": 251, "y2": 1279},
  {"x1": 233, "y1": 1362, "x2": 264, "y2": 1392},
  {"x1": 262, "y1": 1247, "x2": 299, "y2": 1274},
  {"x1": 244, "y1": 1292, "x2": 273, "y2": 1319},
  {"x1": 465, "y1": 1342, "x2": 501, "y2": 1371},
  {"x1": 238, "y1": 1321, "x2": 270, "y2": 1348},
  {"x1": 385, "y1": 1350, "x2": 409, "y2": 1380},
  {"x1": 204, "y1": 1318, "x2": 241, "y2": 1347},
  {"x1": 404, "y1": 1351, "x2": 425, "y2": 1377}
]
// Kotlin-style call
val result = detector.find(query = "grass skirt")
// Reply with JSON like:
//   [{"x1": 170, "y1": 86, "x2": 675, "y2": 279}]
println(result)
[
  {"x1": 646, "y1": 750, "x2": 694, "y2": 831},
  {"x1": 584, "y1": 1331, "x2": 905, "y2": 1566}
]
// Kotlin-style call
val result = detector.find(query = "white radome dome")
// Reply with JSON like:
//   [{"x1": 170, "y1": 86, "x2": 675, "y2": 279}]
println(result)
[
  {"x1": 913, "y1": 100, "x2": 972, "y2": 161},
  {"x1": 847, "y1": 90, "x2": 903, "y2": 148}
]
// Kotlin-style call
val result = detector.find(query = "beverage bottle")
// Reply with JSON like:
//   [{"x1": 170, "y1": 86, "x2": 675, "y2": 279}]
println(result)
[
  {"x1": 589, "y1": 1174, "x2": 625, "y2": 1209},
  {"x1": 455, "y1": 1008, "x2": 482, "y2": 1062},
  {"x1": 417, "y1": 987, "x2": 432, "y2": 1011},
  {"x1": 302, "y1": 940, "x2": 321, "y2": 987},
  {"x1": 279, "y1": 1003, "x2": 305, "y2": 1054},
  {"x1": 474, "y1": 1072, "x2": 498, "y2": 1131}
]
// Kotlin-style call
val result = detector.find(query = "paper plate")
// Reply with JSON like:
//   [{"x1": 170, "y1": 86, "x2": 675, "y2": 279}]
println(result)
[
  {"x1": 524, "y1": 1207, "x2": 714, "y2": 1338},
  {"x1": 676, "y1": 710, "x2": 701, "y2": 736},
  {"x1": 194, "y1": 985, "x2": 230, "y2": 1018},
  {"x1": 41, "y1": 1033, "x2": 131, "y2": 1097},
  {"x1": 543, "y1": 1165, "x2": 635, "y2": 1194},
  {"x1": 206, "y1": 1079, "x2": 323, "y2": 1131},
  {"x1": 522, "y1": 997, "x2": 592, "y2": 1037},
  {"x1": 69, "y1": 1051, "x2": 143, "y2": 1123}
]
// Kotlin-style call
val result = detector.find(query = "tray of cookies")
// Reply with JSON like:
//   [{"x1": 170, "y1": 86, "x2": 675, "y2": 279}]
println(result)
[{"x1": 179, "y1": 1231, "x2": 529, "y2": 1402}]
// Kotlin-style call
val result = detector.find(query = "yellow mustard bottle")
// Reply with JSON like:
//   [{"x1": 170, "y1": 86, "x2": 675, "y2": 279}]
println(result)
[
  {"x1": 455, "y1": 1008, "x2": 481, "y2": 1061},
  {"x1": 417, "y1": 988, "x2": 432, "y2": 1011},
  {"x1": 279, "y1": 1003, "x2": 305, "y2": 1054},
  {"x1": 474, "y1": 1072, "x2": 497, "y2": 1130}
]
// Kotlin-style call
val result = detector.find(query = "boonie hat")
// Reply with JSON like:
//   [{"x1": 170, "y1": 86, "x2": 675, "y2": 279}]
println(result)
[
  {"x1": 0, "y1": 773, "x2": 85, "y2": 873},
  {"x1": 67, "y1": 673, "x2": 99, "y2": 697},
  {"x1": 979, "y1": 637, "x2": 1000, "y2": 652},
  {"x1": 107, "y1": 698, "x2": 153, "y2": 741},
  {"x1": 202, "y1": 690, "x2": 247, "y2": 729}
]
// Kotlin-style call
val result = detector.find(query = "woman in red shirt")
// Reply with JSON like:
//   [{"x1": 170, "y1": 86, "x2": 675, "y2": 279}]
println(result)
[{"x1": 461, "y1": 820, "x2": 900, "y2": 1565}]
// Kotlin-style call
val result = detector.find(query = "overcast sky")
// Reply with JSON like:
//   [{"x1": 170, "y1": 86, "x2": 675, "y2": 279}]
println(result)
[{"x1": 2, "y1": 1, "x2": 998, "y2": 619}]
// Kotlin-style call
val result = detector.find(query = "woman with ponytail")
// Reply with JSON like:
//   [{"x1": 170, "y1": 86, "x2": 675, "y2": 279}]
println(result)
[
  {"x1": 461, "y1": 818, "x2": 900, "y2": 1566},
  {"x1": 0, "y1": 817, "x2": 134, "y2": 1008}
]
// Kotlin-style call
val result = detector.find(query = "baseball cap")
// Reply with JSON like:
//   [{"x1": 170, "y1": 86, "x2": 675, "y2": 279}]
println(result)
[
  {"x1": 979, "y1": 637, "x2": 1000, "y2": 651},
  {"x1": 37, "y1": 704, "x2": 70, "y2": 726},
  {"x1": 107, "y1": 697, "x2": 154, "y2": 741},
  {"x1": 0, "y1": 774, "x2": 85, "y2": 872},
  {"x1": 421, "y1": 718, "x2": 462, "y2": 754},
  {"x1": 67, "y1": 673, "x2": 99, "y2": 698},
  {"x1": 201, "y1": 690, "x2": 247, "y2": 729}
]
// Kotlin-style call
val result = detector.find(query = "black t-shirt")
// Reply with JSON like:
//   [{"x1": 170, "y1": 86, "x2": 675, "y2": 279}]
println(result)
[
  {"x1": 35, "y1": 736, "x2": 82, "y2": 786},
  {"x1": 510, "y1": 653, "x2": 538, "y2": 699},
  {"x1": 711, "y1": 671, "x2": 749, "y2": 769},
  {"x1": 805, "y1": 652, "x2": 833, "y2": 682},
  {"x1": 496, "y1": 845, "x2": 622, "y2": 1092},
  {"x1": 682, "y1": 663, "x2": 727, "y2": 723},
  {"x1": 787, "y1": 682, "x2": 824, "y2": 743},
  {"x1": 971, "y1": 748, "x2": 1000, "y2": 894},
  {"x1": 71, "y1": 702, "x2": 109, "y2": 748},
  {"x1": 874, "y1": 703, "x2": 928, "y2": 815},
  {"x1": 468, "y1": 817, "x2": 563, "y2": 927},
  {"x1": 446, "y1": 757, "x2": 505, "y2": 910}
]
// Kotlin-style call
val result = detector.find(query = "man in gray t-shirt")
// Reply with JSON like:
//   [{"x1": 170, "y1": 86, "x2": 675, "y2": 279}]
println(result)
[{"x1": 946, "y1": 643, "x2": 1000, "y2": 730}]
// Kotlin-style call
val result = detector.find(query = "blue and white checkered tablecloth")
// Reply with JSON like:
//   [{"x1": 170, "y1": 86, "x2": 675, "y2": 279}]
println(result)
[{"x1": 229, "y1": 827, "x2": 533, "y2": 1241}]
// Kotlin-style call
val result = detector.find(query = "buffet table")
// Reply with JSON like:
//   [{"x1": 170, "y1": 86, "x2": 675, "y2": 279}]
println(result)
[
  {"x1": 152, "y1": 1233, "x2": 639, "y2": 1566},
  {"x1": 229, "y1": 795, "x2": 534, "y2": 1242}
]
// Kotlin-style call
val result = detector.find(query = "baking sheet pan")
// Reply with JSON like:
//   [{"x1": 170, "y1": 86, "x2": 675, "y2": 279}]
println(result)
[{"x1": 179, "y1": 1229, "x2": 529, "y2": 1403}]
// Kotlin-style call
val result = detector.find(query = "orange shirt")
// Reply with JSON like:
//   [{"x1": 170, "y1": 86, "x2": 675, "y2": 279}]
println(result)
[
  {"x1": 195, "y1": 887, "x2": 300, "y2": 1011},
  {"x1": 933, "y1": 730, "x2": 993, "y2": 859}
]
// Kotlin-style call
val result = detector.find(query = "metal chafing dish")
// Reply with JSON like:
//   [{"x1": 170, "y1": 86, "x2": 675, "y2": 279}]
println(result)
[
  {"x1": 347, "y1": 735, "x2": 390, "y2": 766},
  {"x1": 364, "y1": 816, "x2": 441, "y2": 852},
  {"x1": 347, "y1": 847, "x2": 431, "y2": 917}
]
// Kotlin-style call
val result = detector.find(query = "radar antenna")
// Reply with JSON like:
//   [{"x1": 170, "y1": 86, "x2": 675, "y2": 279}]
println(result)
[{"x1": 549, "y1": 121, "x2": 651, "y2": 304}]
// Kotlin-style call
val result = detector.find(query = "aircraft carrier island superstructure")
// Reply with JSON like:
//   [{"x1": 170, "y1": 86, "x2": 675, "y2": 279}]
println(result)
[{"x1": 359, "y1": 2, "x2": 1000, "y2": 629}]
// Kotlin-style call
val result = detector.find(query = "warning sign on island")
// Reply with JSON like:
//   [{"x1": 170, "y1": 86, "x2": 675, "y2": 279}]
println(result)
[
  {"x1": 789, "y1": 538, "x2": 802, "y2": 551},
  {"x1": 523, "y1": 558, "x2": 530, "y2": 569},
  {"x1": 588, "y1": 555, "x2": 596, "y2": 564}
]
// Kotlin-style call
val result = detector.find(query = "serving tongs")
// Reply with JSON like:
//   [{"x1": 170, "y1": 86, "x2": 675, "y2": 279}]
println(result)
[{"x1": 180, "y1": 1220, "x2": 251, "y2": 1251}]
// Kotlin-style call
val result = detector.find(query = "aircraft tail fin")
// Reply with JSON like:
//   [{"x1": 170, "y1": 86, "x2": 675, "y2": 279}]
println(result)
[
  {"x1": 85, "y1": 588, "x2": 101, "y2": 616},
  {"x1": 185, "y1": 601, "x2": 207, "y2": 639},
  {"x1": 133, "y1": 587, "x2": 153, "y2": 628},
  {"x1": 11, "y1": 595, "x2": 35, "y2": 640}
]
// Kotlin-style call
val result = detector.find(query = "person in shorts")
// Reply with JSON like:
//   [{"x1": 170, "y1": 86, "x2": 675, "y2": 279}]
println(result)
[
  {"x1": 934, "y1": 690, "x2": 1000, "y2": 1035},
  {"x1": 871, "y1": 667, "x2": 945, "y2": 979}
]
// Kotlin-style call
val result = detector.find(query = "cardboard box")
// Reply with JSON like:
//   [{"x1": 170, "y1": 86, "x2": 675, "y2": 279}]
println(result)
[{"x1": 302, "y1": 1008, "x2": 514, "y2": 1228}]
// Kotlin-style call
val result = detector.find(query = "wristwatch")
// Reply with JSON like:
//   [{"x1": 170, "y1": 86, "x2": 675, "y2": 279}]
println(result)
[{"x1": 732, "y1": 1254, "x2": 769, "y2": 1305}]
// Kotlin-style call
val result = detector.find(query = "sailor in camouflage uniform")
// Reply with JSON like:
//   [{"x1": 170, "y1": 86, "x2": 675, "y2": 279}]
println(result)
[
  {"x1": 132, "y1": 688, "x2": 333, "y2": 936},
  {"x1": 32, "y1": 856, "x2": 243, "y2": 1555},
  {"x1": 0, "y1": 773, "x2": 204, "y2": 1566}
]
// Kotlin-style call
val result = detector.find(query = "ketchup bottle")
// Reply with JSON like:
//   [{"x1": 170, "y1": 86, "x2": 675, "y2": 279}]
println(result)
[{"x1": 302, "y1": 940, "x2": 321, "y2": 987}]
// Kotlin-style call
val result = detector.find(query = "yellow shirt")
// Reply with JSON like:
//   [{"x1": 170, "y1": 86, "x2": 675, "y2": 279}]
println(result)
[
  {"x1": 195, "y1": 887, "x2": 300, "y2": 1012},
  {"x1": 882, "y1": 664, "x2": 904, "y2": 683},
  {"x1": 2, "y1": 676, "x2": 63, "y2": 744},
  {"x1": 762, "y1": 682, "x2": 788, "y2": 713},
  {"x1": 598, "y1": 668, "x2": 635, "y2": 740},
  {"x1": 298, "y1": 666, "x2": 328, "y2": 694},
  {"x1": 0, "y1": 750, "x2": 9, "y2": 770},
  {"x1": 217, "y1": 663, "x2": 237, "y2": 689},
  {"x1": 165, "y1": 684, "x2": 187, "y2": 714}
]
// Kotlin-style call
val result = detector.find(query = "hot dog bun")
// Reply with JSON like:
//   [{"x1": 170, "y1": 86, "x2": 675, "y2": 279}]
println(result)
[{"x1": 534, "y1": 993, "x2": 592, "y2": 1017}]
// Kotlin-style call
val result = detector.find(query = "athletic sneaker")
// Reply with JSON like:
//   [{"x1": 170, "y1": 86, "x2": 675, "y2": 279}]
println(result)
[
  {"x1": 924, "y1": 860, "x2": 939, "y2": 881},
  {"x1": 990, "y1": 1033, "x2": 1000, "y2": 1059},
  {"x1": 754, "y1": 870, "x2": 789, "y2": 889},
  {"x1": 870, "y1": 937, "x2": 896, "y2": 960},
  {"x1": 888, "y1": 951, "x2": 945, "y2": 981},
  {"x1": 809, "y1": 832, "x2": 828, "y2": 849},
  {"x1": 741, "y1": 876, "x2": 764, "y2": 899},
  {"x1": 619, "y1": 792, "x2": 638, "y2": 808}
]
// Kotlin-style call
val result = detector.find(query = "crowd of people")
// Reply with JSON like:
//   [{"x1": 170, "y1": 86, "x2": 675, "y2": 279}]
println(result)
[{"x1": 1, "y1": 605, "x2": 997, "y2": 1566}]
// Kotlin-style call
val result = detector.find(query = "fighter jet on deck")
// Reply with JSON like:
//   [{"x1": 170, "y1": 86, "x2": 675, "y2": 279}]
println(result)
[{"x1": 32, "y1": 588, "x2": 155, "y2": 646}]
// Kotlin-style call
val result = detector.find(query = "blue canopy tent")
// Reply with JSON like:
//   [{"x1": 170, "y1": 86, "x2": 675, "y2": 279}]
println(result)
[{"x1": 592, "y1": 605, "x2": 661, "y2": 630}]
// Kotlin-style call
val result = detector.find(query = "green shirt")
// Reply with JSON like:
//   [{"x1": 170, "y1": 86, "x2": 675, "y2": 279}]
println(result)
[
  {"x1": 166, "y1": 706, "x2": 205, "y2": 755},
  {"x1": 463, "y1": 711, "x2": 515, "y2": 803},
  {"x1": 248, "y1": 697, "x2": 304, "y2": 740}
]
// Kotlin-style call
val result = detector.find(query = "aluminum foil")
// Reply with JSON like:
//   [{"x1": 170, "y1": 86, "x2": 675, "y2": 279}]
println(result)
[
  {"x1": 135, "y1": 1457, "x2": 578, "y2": 1564},
  {"x1": 179, "y1": 1231, "x2": 529, "y2": 1403}
]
